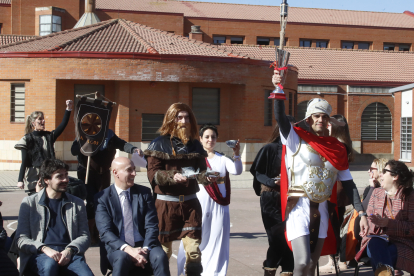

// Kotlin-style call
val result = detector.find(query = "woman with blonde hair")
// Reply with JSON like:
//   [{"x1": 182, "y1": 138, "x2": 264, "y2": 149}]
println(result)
[{"x1": 14, "y1": 100, "x2": 73, "y2": 194}]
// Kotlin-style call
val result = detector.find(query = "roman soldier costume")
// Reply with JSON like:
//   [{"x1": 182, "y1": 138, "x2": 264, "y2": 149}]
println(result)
[{"x1": 274, "y1": 98, "x2": 365, "y2": 276}]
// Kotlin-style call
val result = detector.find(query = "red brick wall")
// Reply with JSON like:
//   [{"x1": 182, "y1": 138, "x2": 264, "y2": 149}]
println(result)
[
  {"x1": 361, "y1": 141, "x2": 392, "y2": 153},
  {"x1": 184, "y1": 18, "x2": 414, "y2": 50},
  {"x1": 96, "y1": 11, "x2": 184, "y2": 36},
  {"x1": 0, "y1": 56, "x2": 287, "y2": 144},
  {"x1": 11, "y1": 0, "x2": 81, "y2": 35},
  {"x1": 0, "y1": 5, "x2": 11, "y2": 34}
]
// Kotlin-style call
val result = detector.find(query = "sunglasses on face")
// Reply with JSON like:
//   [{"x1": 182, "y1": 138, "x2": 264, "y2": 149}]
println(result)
[{"x1": 382, "y1": 168, "x2": 396, "y2": 174}]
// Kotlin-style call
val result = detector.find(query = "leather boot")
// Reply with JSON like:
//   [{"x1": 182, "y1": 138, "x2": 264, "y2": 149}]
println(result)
[
  {"x1": 186, "y1": 262, "x2": 203, "y2": 276},
  {"x1": 263, "y1": 261, "x2": 277, "y2": 276},
  {"x1": 280, "y1": 272, "x2": 293, "y2": 276},
  {"x1": 375, "y1": 265, "x2": 393, "y2": 276}
]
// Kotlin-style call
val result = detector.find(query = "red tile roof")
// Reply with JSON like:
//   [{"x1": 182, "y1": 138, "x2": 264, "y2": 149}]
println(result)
[
  {"x1": 96, "y1": 0, "x2": 414, "y2": 29},
  {"x1": 219, "y1": 44, "x2": 414, "y2": 83},
  {"x1": 0, "y1": 35, "x2": 37, "y2": 46},
  {"x1": 0, "y1": 19, "x2": 247, "y2": 59}
]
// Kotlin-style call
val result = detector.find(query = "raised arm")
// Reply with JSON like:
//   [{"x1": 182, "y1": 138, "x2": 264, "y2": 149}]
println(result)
[
  {"x1": 274, "y1": 100, "x2": 291, "y2": 140},
  {"x1": 53, "y1": 109, "x2": 71, "y2": 141},
  {"x1": 224, "y1": 156, "x2": 243, "y2": 175}
]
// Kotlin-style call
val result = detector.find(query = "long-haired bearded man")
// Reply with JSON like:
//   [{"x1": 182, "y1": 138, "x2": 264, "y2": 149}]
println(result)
[{"x1": 145, "y1": 103, "x2": 213, "y2": 276}]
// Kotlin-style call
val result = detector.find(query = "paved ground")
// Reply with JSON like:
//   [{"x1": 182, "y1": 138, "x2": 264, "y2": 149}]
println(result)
[{"x1": 0, "y1": 165, "x2": 399, "y2": 275}]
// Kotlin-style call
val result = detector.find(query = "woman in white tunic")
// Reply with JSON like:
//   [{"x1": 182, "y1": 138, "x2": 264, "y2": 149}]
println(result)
[{"x1": 177, "y1": 124, "x2": 242, "y2": 276}]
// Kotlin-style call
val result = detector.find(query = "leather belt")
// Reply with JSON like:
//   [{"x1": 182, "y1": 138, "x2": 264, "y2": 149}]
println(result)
[
  {"x1": 216, "y1": 177, "x2": 225, "y2": 184},
  {"x1": 287, "y1": 189, "x2": 307, "y2": 198},
  {"x1": 157, "y1": 194, "x2": 197, "y2": 203}
]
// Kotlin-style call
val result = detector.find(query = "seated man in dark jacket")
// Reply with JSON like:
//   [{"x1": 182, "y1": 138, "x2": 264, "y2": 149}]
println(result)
[
  {"x1": 95, "y1": 157, "x2": 170, "y2": 276},
  {"x1": 71, "y1": 129, "x2": 143, "y2": 243}
]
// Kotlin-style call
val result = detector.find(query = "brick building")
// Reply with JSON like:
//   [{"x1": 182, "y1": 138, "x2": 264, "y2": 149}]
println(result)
[
  {"x1": 1, "y1": 0, "x2": 414, "y2": 171},
  {"x1": 0, "y1": 19, "x2": 299, "y2": 171}
]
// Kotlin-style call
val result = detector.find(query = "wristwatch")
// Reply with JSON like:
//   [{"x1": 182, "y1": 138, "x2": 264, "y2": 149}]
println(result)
[{"x1": 359, "y1": 212, "x2": 367, "y2": 218}]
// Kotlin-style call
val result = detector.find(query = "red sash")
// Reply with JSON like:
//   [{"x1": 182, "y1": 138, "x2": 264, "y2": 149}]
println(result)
[
  {"x1": 281, "y1": 127, "x2": 349, "y2": 255},
  {"x1": 204, "y1": 158, "x2": 231, "y2": 206}
]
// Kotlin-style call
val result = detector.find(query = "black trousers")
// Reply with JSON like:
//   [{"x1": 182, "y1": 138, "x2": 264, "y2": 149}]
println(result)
[
  {"x1": 77, "y1": 168, "x2": 111, "y2": 219},
  {"x1": 260, "y1": 191, "x2": 294, "y2": 272}
]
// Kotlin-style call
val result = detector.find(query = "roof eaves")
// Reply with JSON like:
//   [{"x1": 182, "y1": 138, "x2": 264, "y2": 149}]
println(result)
[{"x1": 118, "y1": 19, "x2": 158, "y2": 54}]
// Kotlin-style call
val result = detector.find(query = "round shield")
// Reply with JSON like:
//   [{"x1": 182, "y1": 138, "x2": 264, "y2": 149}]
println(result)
[{"x1": 80, "y1": 113, "x2": 102, "y2": 136}]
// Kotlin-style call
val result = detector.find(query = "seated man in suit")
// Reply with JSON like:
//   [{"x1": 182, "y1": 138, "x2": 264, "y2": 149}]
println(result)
[{"x1": 95, "y1": 156, "x2": 170, "y2": 276}]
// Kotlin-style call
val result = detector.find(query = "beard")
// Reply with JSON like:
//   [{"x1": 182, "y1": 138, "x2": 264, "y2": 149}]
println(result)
[{"x1": 172, "y1": 122, "x2": 191, "y2": 145}]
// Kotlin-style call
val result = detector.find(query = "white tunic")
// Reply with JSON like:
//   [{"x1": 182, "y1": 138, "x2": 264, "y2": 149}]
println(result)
[
  {"x1": 177, "y1": 152, "x2": 243, "y2": 276},
  {"x1": 281, "y1": 125, "x2": 352, "y2": 241}
]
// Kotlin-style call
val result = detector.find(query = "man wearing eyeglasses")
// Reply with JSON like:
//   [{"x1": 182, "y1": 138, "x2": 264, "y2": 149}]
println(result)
[{"x1": 272, "y1": 72, "x2": 368, "y2": 276}]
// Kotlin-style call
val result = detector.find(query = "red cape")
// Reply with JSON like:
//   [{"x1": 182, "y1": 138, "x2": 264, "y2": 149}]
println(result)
[{"x1": 281, "y1": 127, "x2": 349, "y2": 255}]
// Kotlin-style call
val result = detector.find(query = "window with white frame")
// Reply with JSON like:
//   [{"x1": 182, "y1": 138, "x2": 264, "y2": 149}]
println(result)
[
  {"x1": 39, "y1": 15, "x2": 62, "y2": 36},
  {"x1": 142, "y1": 114, "x2": 164, "y2": 141},
  {"x1": 11, "y1": 84, "x2": 25, "y2": 122},
  {"x1": 192, "y1": 88, "x2": 220, "y2": 125},
  {"x1": 401, "y1": 117, "x2": 412, "y2": 160},
  {"x1": 361, "y1": 102, "x2": 392, "y2": 140}
]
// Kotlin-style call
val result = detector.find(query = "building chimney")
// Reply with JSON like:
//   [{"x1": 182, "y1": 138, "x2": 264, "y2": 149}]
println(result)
[
  {"x1": 74, "y1": 0, "x2": 100, "y2": 28},
  {"x1": 189, "y1": 25, "x2": 203, "y2": 42}
]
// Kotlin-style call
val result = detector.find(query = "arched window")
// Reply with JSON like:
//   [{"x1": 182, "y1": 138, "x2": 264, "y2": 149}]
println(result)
[{"x1": 361, "y1": 102, "x2": 392, "y2": 140}]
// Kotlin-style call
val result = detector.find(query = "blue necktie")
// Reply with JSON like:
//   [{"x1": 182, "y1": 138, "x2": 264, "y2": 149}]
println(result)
[{"x1": 121, "y1": 191, "x2": 135, "y2": 246}]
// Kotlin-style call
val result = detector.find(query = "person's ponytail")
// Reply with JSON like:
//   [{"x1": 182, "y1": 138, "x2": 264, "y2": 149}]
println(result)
[{"x1": 24, "y1": 111, "x2": 44, "y2": 134}]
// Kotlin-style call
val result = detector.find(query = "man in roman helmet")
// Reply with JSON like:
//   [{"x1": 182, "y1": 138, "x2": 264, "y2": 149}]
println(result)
[
  {"x1": 272, "y1": 72, "x2": 369, "y2": 276},
  {"x1": 145, "y1": 103, "x2": 212, "y2": 276}
]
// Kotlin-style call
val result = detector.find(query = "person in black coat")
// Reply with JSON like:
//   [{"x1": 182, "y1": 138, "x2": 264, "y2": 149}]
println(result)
[
  {"x1": 250, "y1": 116, "x2": 296, "y2": 276},
  {"x1": 15, "y1": 100, "x2": 73, "y2": 195},
  {"x1": 71, "y1": 129, "x2": 143, "y2": 244}
]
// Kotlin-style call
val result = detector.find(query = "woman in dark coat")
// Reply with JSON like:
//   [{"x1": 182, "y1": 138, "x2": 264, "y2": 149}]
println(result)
[
  {"x1": 250, "y1": 116, "x2": 296, "y2": 276},
  {"x1": 15, "y1": 100, "x2": 72, "y2": 194}
]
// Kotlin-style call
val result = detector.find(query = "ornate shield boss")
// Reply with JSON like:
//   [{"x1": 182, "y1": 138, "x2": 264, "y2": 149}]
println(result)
[{"x1": 75, "y1": 97, "x2": 113, "y2": 156}]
